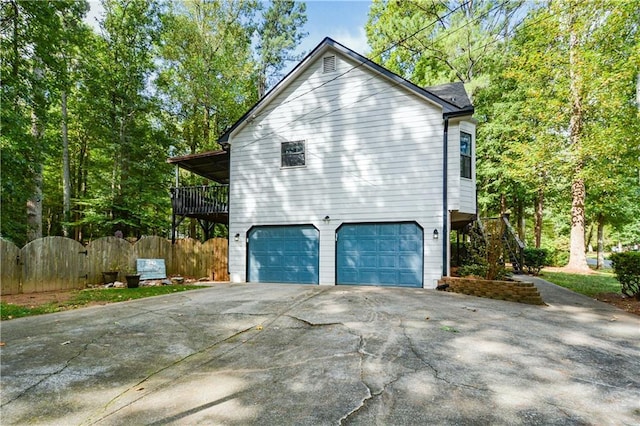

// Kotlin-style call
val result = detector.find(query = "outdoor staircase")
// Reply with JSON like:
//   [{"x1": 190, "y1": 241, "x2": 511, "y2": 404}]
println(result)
[
  {"x1": 477, "y1": 215, "x2": 526, "y2": 274},
  {"x1": 501, "y1": 217, "x2": 525, "y2": 274}
]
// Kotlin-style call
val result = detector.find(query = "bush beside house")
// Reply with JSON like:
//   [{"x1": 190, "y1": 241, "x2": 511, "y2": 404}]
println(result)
[
  {"x1": 610, "y1": 252, "x2": 640, "y2": 299},
  {"x1": 523, "y1": 248, "x2": 548, "y2": 275}
]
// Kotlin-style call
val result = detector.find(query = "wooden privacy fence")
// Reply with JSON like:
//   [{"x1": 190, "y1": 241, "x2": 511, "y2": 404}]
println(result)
[{"x1": 0, "y1": 236, "x2": 229, "y2": 296}]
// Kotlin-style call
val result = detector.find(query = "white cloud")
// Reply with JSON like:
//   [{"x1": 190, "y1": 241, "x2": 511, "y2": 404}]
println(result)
[{"x1": 328, "y1": 27, "x2": 370, "y2": 55}]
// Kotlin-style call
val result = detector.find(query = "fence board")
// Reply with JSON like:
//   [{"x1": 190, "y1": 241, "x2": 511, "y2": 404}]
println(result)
[
  {"x1": 21, "y1": 237, "x2": 86, "y2": 293},
  {"x1": 1, "y1": 238, "x2": 21, "y2": 295},
  {"x1": 203, "y1": 238, "x2": 229, "y2": 281},
  {"x1": 172, "y1": 238, "x2": 202, "y2": 278},
  {"x1": 1, "y1": 236, "x2": 229, "y2": 295},
  {"x1": 86, "y1": 237, "x2": 134, "y2": 284}
]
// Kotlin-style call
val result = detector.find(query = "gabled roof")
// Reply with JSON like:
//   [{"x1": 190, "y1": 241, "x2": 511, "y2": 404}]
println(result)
[
  {"x1": 219, "y1": 37, "x2": 474, "y2": 143},
  {"x1": 424, "y1": 82, "x2": 473, "y2": 110}
]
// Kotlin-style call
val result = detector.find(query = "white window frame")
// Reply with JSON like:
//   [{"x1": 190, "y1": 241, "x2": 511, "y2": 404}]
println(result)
[
  {"x1": 460, "y1": 131, "x2": 472, "y2": 179},
  {"x1": 281, "y1": 140, "x2": 306, "y2": 168}
]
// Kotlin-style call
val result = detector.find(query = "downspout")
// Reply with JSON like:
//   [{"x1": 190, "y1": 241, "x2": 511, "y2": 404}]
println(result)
[{"x1": 442, "y1": 118, "x2": 449, "y2": 278}]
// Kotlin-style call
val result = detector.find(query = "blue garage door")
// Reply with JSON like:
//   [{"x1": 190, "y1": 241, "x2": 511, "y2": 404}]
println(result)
[
  {"x1": 337, "y1": 222, "x2": 423, "y2": 288},
  {"x1": 248, "y1": 225, "x2": 319, "y2": 284}
]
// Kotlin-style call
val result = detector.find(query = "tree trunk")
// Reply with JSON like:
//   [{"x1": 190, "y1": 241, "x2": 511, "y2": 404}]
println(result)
[
  {"x1": 74, "y1": 135, "x2": 88, "y2": 242},
  {"x1": 257, "y1": 67, "x2": 267, "y2": 99},
  {"x1": 27, "y1": 65, "x2": 44, "y2": 242},
  {"x1": 515, "y1": 195, "x2": 525, "y2": 241},
  {"x1": 62, "y1": 90, "x2": 71, "y2": 237},
  {"x1": 203, "y1": 106, "x2": 210, "y2": 147},
  {"x1": 596, "y1": 216, "x2": 604, "y2": 270},
  {"x1": 534, "y1": 188, "x2": 544, "y2": 249},
  {"x1": 11, "y1": 0, "x2": 19, "y2": 93},
  {"x1": 27, "y1": 110, "x2": 43, "y2": 242},
  {"x1": 565, "y1": 15, "x2": 590, "y2": 272},
  {"x1": 500, "y1": 194, "x2": 507, "y2": 216},
  {"x1": 568, "y1": 179, "x2": 589, "y2": 271}
]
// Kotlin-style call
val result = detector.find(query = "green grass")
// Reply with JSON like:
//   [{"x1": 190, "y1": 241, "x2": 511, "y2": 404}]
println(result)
[
  {"x1": 1, "y1": 286, "x2": 202, "y2": 321},
  {"x1": 540, "y1": 270, "x2": 621, "y2": 297}
]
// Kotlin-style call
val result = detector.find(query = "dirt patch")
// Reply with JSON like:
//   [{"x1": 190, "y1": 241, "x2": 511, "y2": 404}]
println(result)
[
  {"x1": 1, "y1": 290, "x2": 109, "y2": 310},
  {"x1": 594, "y1": 293, "x2": 640, "y2": 316},
  {"x1": 2, "y1": 290, "x2": 80, "y2": 307}
]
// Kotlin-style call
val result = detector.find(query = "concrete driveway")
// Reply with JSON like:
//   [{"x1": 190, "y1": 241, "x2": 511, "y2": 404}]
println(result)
[{"x1": 1, "y1": 281, "x2": 639, "y2": 425}]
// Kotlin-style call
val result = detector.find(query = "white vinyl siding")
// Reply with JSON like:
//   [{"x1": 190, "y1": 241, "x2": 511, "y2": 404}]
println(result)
[
  {"x1": 227, "y1": 48, "x2": 473, "y2": 288},
  {"x1": 458, "y1": 121, "x2": 476, "y2": 214},
  {"x1": 447, "y1": 120, "x2": 476, "y2": 215}
]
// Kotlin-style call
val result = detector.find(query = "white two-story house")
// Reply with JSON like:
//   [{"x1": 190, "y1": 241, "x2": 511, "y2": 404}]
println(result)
[{"x1": 212, "y1": 37, "x2": 476, "y2": 288}]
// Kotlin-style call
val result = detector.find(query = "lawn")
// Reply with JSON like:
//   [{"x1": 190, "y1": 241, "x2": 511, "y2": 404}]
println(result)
[
  {"x1": 540, "y1": 270, "x2": 622, "y2": 297},
  {"x1": 1, "y1": 286, "x2": 202, "y2": 320}
]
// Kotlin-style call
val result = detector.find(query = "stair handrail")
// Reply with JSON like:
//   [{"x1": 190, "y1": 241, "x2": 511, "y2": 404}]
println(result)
[
  {"x1": 501, "y1": 215, "x2": 525, "y2": 273},
  {"x1": 501, "y1": 215, "x2": 525, "y2": 250}
]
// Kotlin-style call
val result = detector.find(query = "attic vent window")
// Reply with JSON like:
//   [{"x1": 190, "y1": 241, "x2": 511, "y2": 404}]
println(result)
[{"x1": 323, "y1": 55, "x2": 336, "y2": 73}]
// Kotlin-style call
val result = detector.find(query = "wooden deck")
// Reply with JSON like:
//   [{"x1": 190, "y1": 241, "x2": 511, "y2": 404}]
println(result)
[
  {"x1": 170, "y1": 185, "x2": 229, "y2": 244},
  {"x1": 170, "y1": 185, "x2": 228, "y2": 220}
]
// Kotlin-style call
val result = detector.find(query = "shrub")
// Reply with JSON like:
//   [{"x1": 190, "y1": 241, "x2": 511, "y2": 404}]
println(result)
[
  {"x1": 458, "y1": 261, "x2": 507, "y2": 281},
  {"x1": 610, "y1": 252, "x2": 640, "y2": 299},
  {"x1": 544, "y1": 249, "x2": 568, "y2": 267},
  {"x1": 458, "y1": 263, "x2": 488, "y2": 279},
  {"x1": 523, "y1": 248, "x2": 549, "y2": 275}
]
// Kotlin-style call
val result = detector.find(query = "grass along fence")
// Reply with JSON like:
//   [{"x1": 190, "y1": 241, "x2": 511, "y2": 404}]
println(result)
[{"x1": 0, "y1": 236, "x2": 229, "y2": 295}]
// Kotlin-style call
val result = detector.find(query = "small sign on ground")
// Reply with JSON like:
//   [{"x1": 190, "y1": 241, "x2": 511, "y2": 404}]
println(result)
[{"x1": 136, "y1": 259, "x2": 167, "y2": 280}]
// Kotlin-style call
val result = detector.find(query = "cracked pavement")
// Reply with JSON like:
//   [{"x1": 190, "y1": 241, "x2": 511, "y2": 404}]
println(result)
[{"x1": 1, "y1": 282, "x2": 639, "y2": 425}]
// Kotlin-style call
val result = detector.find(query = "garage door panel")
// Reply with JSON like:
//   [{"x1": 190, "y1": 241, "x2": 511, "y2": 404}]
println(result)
[
  {"x1": 378, "y1": 255, "x2": 397, "y2": 268},
  {"x1": 400, "y1": 223, "x2": 420, "y2": 234},
  {"x1": 337, "y1": 223, "x2": 423, "y2": 288},
  {"x1": 399, "y1": 272, "x2": 420, "y2": 285},
  {"x1": 360, "y1": 255, "x2": 377, "y2": 268},
  {"x1": 377, "y1": 239, "x2": 397, "y2": 252},
  {"x1": 400, "y1": 239, "x2": 420, "y2": 252},
  {"x1": 378, "y1": 271, "x2": 398, "y2": 283},
  {"x1": 399, "y1": 254, "x2": 421, "y2": 269},
  {"x1": 357, "y1": 239, "x2": 376, "y2": 251},
  {"x1": 248, "y1": 225, "x2": 319, "y2": 284},
  {"x1": 339, "y1": 270, "x2": 359, "y2": 283}
]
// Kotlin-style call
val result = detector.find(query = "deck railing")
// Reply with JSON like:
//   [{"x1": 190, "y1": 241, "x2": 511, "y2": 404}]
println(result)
[{"x1": 170, "y1": 185, "x2": 229, "y2": 216}]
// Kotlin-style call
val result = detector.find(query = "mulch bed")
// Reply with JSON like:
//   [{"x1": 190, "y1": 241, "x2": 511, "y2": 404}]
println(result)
[{"x1": 594, "y1": 293, "x2": 640, "y2": 316}]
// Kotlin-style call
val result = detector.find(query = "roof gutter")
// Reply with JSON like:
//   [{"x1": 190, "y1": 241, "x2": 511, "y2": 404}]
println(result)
[
  {"x1": 442, "y1": 118, "x2": 449, "y2": 278},
  {"x1": 443, "y1": 107, "x2": 475, "y2": 119}
]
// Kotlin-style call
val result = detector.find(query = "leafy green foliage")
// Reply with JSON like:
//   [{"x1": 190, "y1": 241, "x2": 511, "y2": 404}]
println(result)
[
  {"x1": 522, "y1": 248, "x2": 548, "y2": 275},
  {"x1": 610, "y1": 252, "x2": 640, "y2": 299},
  {"x1": 458, "y1": 263, "x2": 489, "y2": 279},
  {"x1": 544, "y1": 249, "x2": 569, "y2": 268},
  {"x1": 2, "y1": 0, "x2": 308, "y2": 243},
  {"x1": 366, "y1": 0, "x2": 525, "y2": 86},
  {"x1": 458, "y1": 222, "x2": 506, "y2": 280},
  {"x1": 472, "y1": 0, "x2": 640, "y2": 265},
  {"x1": 256, "y1": 0, "x2": 308, "y2": 96}
]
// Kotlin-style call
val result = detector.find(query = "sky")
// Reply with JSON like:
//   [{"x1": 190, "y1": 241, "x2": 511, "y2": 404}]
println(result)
[
  {"x1": 84, "y1": 0, "x2": 373, "y2": 57},
  {"x1": 301, "y1": 1, "x2": 372, "y2": 55}
]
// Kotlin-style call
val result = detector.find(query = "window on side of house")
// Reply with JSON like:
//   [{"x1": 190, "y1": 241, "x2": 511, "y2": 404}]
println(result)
[
  {"x1": 460, "y1": 132, "x2": 472, "y2": 179},
  {"x1": 281, "y1": 141, "x2": 305, "y2": 168}
]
